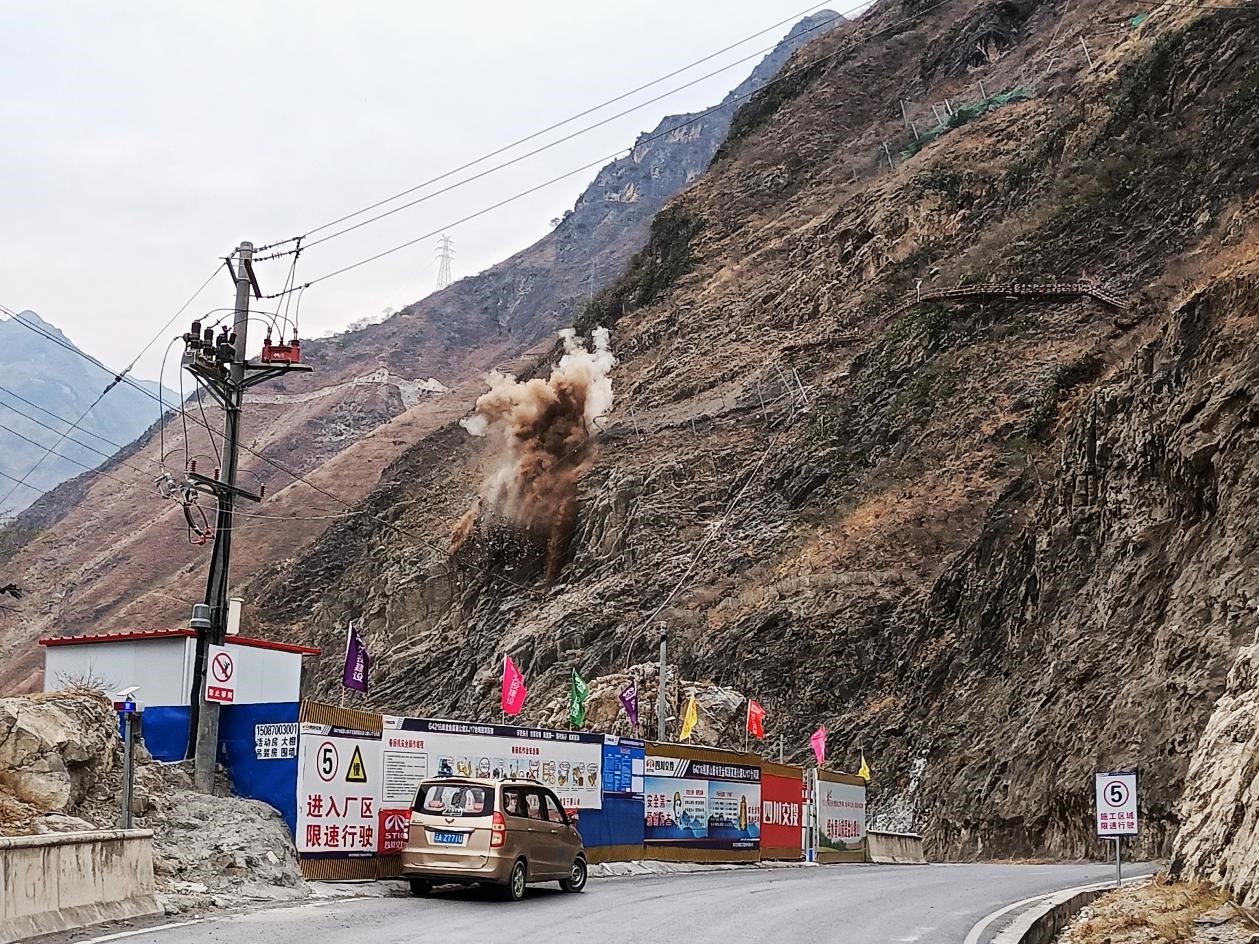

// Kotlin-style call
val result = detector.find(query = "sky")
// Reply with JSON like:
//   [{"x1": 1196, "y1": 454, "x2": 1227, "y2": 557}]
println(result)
[{"x1": 0, "y1": 0, "x2": 865, "y2": 383}]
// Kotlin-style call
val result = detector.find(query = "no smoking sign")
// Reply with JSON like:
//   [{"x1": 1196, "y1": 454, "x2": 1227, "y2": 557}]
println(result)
[{"x1": 205, "y1": 644, "x2": 238, "y2": 704}]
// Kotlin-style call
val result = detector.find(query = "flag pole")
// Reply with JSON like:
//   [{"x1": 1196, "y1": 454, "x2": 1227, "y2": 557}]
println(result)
[
  {"x1": 339, "y1": 621, "x2": 350, "y2": 708},
  {"x1": 744, "y1": 700, "x2": 749, "y2": 753}
]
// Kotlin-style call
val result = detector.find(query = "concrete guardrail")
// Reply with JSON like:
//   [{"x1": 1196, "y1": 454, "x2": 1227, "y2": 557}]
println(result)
[
  {"x1": 0, "y1": 828, "x2": 161, "y2": 944},
  {"x1": 867, "y1": 830, "x2": 927, "y2": 864}
]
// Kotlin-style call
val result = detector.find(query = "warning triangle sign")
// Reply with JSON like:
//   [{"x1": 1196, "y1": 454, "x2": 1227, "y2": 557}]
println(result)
[{"x1": 345, "y1": 745, "x2": 368, "y2": 783}]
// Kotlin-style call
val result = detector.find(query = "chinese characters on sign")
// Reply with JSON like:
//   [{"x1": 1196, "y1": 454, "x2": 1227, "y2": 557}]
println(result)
[
  {"x1": 1095, "y1": 772, "x2": 1139, "y2": 837},
  {"x1": 254, "y1": 723, "x2": 298, "y2": 760},
  {"x1": 297, "y1": 724, "x2": 381, "y2": 859},
  {"x1": 816, "y1": 775, "x2": 866, "y2": 855},
  {"x1": 205, "y1": 645, "x2": 236, "y2": 704}
]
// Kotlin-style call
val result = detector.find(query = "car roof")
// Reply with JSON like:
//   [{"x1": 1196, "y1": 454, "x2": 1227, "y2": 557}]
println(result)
[{"x1": 420, "y1": 776, "x2": 552, "y2": 788}]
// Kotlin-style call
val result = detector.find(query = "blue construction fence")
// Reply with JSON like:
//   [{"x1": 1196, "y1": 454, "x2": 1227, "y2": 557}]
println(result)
[{"x1": 126, "y1": 701, "x2": 300, "y2": 833}]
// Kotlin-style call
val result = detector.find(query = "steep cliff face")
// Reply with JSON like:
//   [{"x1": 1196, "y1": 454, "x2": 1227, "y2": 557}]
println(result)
[
  {"x1": 0, "y1": 16, "x2": 836, "y2": 693},
  {"x1": 246, "y1": 0, "x2": 1259, "y2": 863}
]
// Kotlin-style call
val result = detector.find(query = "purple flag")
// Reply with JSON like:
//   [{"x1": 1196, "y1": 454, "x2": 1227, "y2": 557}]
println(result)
[
  {"x1": 619, "y1": 680, "x2": 639, "y2": 729},
  {"x1": 342, "y1": 621, "x2": 369, "y2": 693}
]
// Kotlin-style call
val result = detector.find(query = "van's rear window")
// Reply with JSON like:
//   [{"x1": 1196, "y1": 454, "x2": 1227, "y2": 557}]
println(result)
[{"x1": 415, "y1": 783, "x2": 493, "y2": 817}]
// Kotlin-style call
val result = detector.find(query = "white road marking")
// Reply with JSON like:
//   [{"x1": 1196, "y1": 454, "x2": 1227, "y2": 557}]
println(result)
[{"x1": 78, "y1": 920, "x2": 204, "y2": 943}]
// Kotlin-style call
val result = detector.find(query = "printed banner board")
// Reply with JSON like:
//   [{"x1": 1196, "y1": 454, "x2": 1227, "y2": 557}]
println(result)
[
  {"x1": 644, "y1": 755, "x2": 761, "y2": 850},
  {"x1": 816, "y1": 775, "x2": 866, "y2": 855},
  {"x1": 760, "y1": 769, "x2": 805, "y2": 856},
  {"x1": 381, "y1": 716, "x2": 605, "y2": 811},
  {"x1": 296, "y1": 723, "x2": 381, "y2": 858}
]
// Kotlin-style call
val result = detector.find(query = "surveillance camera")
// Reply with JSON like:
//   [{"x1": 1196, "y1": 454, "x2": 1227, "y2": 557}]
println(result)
[{"x1": 115, "y1": 686, "x2": 139, "y2": 699}]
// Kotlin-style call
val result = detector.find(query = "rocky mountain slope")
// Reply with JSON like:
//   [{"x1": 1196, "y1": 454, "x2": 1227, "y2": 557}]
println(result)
[
  {"x1": 242, "y1": 0, "x2": 1259, "y2": 865},
  {"x1": 0, "y1": 312, "x2": 173, "y2": 516},
  {"x1": 0, "y1": 15, "x2": 838, "y2": 693}
]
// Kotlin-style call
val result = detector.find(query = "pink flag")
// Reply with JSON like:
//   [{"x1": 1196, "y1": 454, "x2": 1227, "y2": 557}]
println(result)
[
  {"x1": 810, "y1": 725, "x2": 827, "y2": 765},
  {"x1": 502, "y1": 656, "x2": 528, "y2": 716}
]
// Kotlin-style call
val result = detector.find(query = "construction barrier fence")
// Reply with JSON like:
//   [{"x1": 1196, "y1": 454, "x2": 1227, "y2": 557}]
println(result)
[{"x1": 292, "y1": 700, "x2": 868, "y2": 879}]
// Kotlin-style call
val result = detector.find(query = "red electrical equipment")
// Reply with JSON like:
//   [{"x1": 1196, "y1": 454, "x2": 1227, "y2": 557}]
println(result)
[{"x1": 260, "y1": 332, "x2": 302, "y2": 364}]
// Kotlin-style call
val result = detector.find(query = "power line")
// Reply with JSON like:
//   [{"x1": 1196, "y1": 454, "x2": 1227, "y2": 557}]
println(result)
[
  {"x1": 255, "y1": 7, "x2": 854, "y2": 264},
  {"x1": 3, "y1": 306, "x2": 539, "y2": 592},
  {"x1": 0, "y1": 383, "x2": 141, "y2": 459},
  {"x1": 253, "y1": 2, "x2": 837, "y2": 254},
  {"x1": 0, "y1": 421, "x2": 140, "y2": 494},
  {"x1": 262, "y1": 0, "x2": 956, "y2": 296},
  {"x1": 0, "y1": 392, "x2": 154, "y2": 479},
  {"x1": 0, "y1": 267, "x2": 219, "y2": 506}
]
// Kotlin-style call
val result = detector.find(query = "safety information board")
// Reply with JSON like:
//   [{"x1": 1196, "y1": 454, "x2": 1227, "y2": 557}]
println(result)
[
  {"x1": 1095, "y1": 771, "x2": 1138, "y2": 836},
  {"x1": 297, "y1": 723, "x2": 381, "y2": 858},
  {"x1": 380, "y1": 716, "x2": 604, "y2": 810}
]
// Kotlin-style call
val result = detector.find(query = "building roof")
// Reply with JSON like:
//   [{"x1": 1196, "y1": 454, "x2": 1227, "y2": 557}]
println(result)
[{"x1": 38, "y1": 628, "x2": 320, "y2": 656}]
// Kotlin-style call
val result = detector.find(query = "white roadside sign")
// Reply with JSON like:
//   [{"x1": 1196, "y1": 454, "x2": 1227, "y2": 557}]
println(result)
[
  {"x1": 205, "y1": 644, "x2": 236, "y2": 704},
  {"x1": 1095, "y1": 771, "x2": 1138, "y2": 837},
  {"x1": 297, "y1": 723, "x2": 381, "y2": 857}
]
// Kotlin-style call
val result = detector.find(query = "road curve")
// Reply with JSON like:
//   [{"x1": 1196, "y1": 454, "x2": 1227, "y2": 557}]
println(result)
[{"x1": 63, "y1": 862, "x2": 1148, "y2": 944}]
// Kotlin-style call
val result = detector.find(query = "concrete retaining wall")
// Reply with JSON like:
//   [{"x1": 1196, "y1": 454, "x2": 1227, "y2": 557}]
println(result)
[
  {"x1": 0, "y1": 829, "x2": 161, "y2": 944},
  {"x1": 867, "y1": 830, "x2": 927, "y2": 864},
  {"x1": 992, "y1": 886, "x2": 1111, "y2": 944}
]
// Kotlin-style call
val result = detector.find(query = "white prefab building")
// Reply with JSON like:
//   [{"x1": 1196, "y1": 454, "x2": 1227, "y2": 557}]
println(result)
[{"x1": 40, "y1": 628, "x2": 318, "y2": 706}]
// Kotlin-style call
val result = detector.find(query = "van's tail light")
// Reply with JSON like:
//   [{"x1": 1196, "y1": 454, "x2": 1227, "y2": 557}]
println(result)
[{"x1": 490, "y1": 811, "x2": 506, "y2": 848}]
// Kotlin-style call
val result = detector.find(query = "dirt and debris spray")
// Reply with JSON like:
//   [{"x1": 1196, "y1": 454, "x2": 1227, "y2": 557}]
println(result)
[{"x1": 456, "y1": 327, "x2": 615, "y2": 577}]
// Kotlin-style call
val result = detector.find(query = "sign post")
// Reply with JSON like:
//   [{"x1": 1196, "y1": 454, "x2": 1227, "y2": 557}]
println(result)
[
  {"x1": 1094, "y1": 771, "x2": 1138, "y2": 887},
  {"x1": 112, "y1": 695, "x2": 143, "y2": 829}
]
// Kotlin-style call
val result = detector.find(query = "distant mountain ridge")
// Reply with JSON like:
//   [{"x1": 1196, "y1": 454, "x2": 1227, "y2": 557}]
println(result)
[{"x1": 0, "y1": 311, "x2": 174, "y2": 516}]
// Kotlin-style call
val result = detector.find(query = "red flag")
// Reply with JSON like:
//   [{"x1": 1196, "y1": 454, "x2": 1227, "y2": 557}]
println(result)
[
  {"x1": 502, "y1": 656, "x2": 527, "y2": 716},
  {"x1": 810, "y1": 725, "x2": 827, "y2": 765},
  {"x1": 746, "y1": 699, "x2": 766, "y2": 739}
]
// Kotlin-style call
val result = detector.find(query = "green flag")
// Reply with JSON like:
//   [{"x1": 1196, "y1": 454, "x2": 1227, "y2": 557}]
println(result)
[{"x1": 569, "y1": 669, "x2": 591, "y2": 727}]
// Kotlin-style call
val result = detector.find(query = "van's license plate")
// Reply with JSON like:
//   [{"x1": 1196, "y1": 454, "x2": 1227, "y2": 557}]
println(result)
[{"x1": 432, "y1": 831, "x2": 465, "y2": 845}]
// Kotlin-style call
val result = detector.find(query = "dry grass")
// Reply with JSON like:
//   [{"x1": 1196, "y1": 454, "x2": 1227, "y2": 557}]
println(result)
[{"x1": 1061, "y1": 880, "x2": 1231, "y2": 944}]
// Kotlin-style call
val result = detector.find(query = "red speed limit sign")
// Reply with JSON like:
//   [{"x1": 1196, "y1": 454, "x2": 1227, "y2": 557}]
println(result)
[{"x1": 1094, "y1": 771, "x2": 1138, "y2": 837}]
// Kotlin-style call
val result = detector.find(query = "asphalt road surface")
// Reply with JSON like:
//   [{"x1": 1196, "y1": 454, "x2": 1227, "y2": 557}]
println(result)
[{"x1": 61, "y1": 862, "x2": 1151, "y2": 944}]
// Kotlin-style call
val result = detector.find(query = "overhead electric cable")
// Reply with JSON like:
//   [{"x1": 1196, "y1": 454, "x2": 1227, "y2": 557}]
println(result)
[
  {"x1": 260, "y1": 0, "x2": 957, "y2": 295},
  {"x1": 253, "y1": 1, "x2": 838, "y2": 253}
]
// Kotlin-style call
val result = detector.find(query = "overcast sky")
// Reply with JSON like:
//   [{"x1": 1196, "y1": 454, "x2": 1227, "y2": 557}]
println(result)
[{"x1": 0, "y1": 0, "x2": 862, "y2": 383}]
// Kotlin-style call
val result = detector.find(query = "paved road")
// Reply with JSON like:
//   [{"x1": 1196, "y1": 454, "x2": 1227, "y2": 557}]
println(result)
[{"x1": 60, "y1": 862, "x2": 1152, "y2": 944}]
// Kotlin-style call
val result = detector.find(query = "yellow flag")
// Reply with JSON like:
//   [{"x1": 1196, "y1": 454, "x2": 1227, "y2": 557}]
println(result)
[
  {"x1": 858, "y1": 751, "x2": 871, "y2": 782},
  {"x1": 679, "y1": 695, "x2": 699, "y2": 741}
]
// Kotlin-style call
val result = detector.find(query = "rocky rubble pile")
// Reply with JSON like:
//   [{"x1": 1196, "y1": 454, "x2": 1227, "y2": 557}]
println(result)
[
  {"x1": 0, "y1": 689, "x2": 116, "y2": 834},
  {"x1": 0, "y1": 692, "x2": 307, "y2": 914}
]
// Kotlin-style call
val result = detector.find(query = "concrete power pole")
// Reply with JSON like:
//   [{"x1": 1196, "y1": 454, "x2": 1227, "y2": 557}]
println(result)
[
  {"x1": 435, "y1": 235, "x2": 454, "y2": 290},
  {"x1": 184, "y1": 241, "x2": 312, "y2": 792}
]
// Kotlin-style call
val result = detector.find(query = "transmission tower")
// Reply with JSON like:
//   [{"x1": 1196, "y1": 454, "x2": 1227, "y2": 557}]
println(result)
[{"x1": 435, "y1": 235, "x2": 454, "y2": 290}]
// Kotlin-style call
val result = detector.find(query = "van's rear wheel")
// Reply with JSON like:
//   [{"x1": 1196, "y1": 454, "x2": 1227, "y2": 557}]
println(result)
[
  {"x1": 560, "y1": 857, "x2": 587, "y2": 893},
  {"x1": 503, "y1": 859, "x2": 528, "y2": 901},
  {"x1": 408, "y1": 877, "x2": 431, "y2": 897}
]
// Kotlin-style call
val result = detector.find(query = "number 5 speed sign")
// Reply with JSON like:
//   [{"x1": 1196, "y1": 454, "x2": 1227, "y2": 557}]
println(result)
[{"x1": 1095, "y1": 771, "x2": 1138, "y2": 837}]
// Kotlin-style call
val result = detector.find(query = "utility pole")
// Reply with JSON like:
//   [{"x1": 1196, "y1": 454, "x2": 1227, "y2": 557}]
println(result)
[
  {"x1": 435, "y1": 235, "x2": 454, "y2": 290},
  {"x1": 183, "y1": 241, "x2": 312, "y2": 792},
  {"x1": 655, "y1": 626, "x2": 668, "y2": 742}
]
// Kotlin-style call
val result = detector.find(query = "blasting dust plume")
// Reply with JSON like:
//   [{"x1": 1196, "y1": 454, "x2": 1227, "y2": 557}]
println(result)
[{"x1": 453, "y1": 328, "x2": 615, "y2": 579}]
